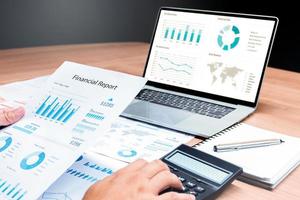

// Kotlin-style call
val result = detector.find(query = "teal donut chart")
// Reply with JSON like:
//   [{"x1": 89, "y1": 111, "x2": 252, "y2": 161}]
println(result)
[
  {"x1": 117, "y1": 149, "x2": 137, "y2": 158},
  {"x1": 217, "y1": 25, "x2": 240, "y2": 51},
  {"x1": 0, "y1": 136, "x2": 12, "y2": 152},
  {"x1": 20, "y1": 151, "x2": 46, "y2": 170}
]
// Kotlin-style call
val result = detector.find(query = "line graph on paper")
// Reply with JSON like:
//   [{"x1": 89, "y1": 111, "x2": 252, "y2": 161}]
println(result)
[{"x1": 150, "y1": 51, "x2": 196, "y2": 86}]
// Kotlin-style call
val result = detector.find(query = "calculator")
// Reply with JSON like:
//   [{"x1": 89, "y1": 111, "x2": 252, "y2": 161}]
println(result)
[{"x1": 160, "y1": 144, "x2": 242, "y2": 200}]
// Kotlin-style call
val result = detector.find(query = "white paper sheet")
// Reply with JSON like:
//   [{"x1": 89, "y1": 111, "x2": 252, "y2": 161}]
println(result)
[
  {"x1": 0, "y1": 61, "x2": 146, "y2": 200},
  {"x1": 38, "y1": 152, "x2": 126, "y2": 200},
  {"x1": 90, "y1": 117, "x2": 194, "y2": 163},
  {"x1": 0, "y1": 76, "x2": 48, "y2": 104},
  {"x1": 0, "y1": 76, "x2": 48, "y2": 110}
]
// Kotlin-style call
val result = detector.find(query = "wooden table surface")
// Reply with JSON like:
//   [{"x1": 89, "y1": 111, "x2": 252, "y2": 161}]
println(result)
[{"x1": 1, "y1": 42, "x2": 300, "y2": 199}]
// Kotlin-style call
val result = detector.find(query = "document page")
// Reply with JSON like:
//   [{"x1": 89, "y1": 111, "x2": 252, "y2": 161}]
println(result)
[
  {"x1": 0, "y1": 61, "x2": 146, "y2": 200},
  {"x1": 0, "y1": 76, "x2": 48, "y2": 109},
  {"x1": 38, "y1": 152, "x2": 126, "y2": 200},
  {"x1": 91, "y1": 117, "x2": 194, "y2": 163}
]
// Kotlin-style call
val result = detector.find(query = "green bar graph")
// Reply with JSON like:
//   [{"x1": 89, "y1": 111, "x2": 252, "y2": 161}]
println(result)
[
  {"x1": 163, "y1": 24, "x2": 202, "y2": 45},
  {"x1": 197, "y1": 31, "x2": 201, "y2": 43},
  {"x1": 177, "y1": 30, "x2": 181, "y2": 40},
  {"x1": 190, "y1": 30, "x2": 195, "y2": 42},
  {"x1": 171, "y1": 28, "x2": 175, "y2": 39}
]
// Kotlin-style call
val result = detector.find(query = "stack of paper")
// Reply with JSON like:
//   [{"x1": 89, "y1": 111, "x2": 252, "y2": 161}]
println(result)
[
  {"x1": 0, "y1": 63, "x2": 193, "y2": 199},
  {"x1": 0, "y1": 61, "x2": 147, "y2": 199}
]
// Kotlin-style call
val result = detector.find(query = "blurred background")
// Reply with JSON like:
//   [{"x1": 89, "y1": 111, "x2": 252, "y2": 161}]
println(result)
[{"x1": 0, "y1": 0, "x2": 298, "y2": 72}]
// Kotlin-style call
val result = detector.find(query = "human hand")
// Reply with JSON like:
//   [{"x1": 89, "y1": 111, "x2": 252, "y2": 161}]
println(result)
[
  {"x1": 83, "y1": 159, "x2": 195, "y2": 200},
  {"x1": 0, "y1": 107, "x2": 25, "y2": 126}
]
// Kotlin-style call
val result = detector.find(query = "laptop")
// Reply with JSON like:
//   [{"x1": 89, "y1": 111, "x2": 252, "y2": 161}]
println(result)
[{"x1": 121, "y1": 7, "x2": 278, "y2": 137}]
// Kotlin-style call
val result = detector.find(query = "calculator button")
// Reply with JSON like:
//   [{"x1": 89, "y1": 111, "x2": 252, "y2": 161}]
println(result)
[
  {"x1": 182, "y1": 186, "x2": 189, "y2": 192},
  {"x1": 186, "y1": 181, "x2": 196, "y2": 188},
  {"x1": 169, "y1": 166, "x2": 178, "y2": 172},
  {"x1": 195, "y1": 178, "x2": 202, "y2": 182},
  {"x1": 178, "y1": 176, "x2": 186, "y2": 182},
  {"x1": 194, "y1": 186, "x2": 205, "y2": 193},
  {"x1": 188, "y1": 191, "x2": 198, "y2": 196}
]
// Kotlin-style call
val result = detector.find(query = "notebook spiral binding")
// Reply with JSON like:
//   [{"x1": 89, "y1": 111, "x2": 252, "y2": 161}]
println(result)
[{"x1": 193, "y1": 123, "x2": 242, "y2": 147}]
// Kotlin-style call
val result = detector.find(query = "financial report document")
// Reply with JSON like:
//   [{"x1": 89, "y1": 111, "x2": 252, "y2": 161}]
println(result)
[{"x1": 0, "y1": 61, "x2": 146, "y2": 200}]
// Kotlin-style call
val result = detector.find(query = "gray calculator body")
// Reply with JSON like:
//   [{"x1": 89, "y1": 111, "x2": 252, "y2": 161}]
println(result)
[{"x1": 161, "y1": 144, "x2": 242, "y2": 199}]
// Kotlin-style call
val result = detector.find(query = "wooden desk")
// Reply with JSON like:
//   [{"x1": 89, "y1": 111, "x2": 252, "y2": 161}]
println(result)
[{"x1": 1, "y1": 42, "x2": 300, "y2": 199}]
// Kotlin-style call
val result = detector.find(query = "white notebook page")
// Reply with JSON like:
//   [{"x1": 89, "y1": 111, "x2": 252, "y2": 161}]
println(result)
[{"x1": 195, "y1": 123, "x2": 300, "y2": 182}]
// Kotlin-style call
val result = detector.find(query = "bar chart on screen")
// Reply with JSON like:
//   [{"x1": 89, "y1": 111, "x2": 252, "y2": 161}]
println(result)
[{"x1": 162, "y1": 20, "x2": 204, "y2": 46}]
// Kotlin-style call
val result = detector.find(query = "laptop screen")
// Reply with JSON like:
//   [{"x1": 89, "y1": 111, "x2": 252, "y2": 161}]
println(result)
[{"x1": 144, "y1": 8, "x2": 277, "y2": 104}]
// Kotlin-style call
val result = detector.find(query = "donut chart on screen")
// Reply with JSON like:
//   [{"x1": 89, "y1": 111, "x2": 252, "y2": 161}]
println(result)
[{"x1": 217, "y1": 25, "x2": 240, "y2": 51}]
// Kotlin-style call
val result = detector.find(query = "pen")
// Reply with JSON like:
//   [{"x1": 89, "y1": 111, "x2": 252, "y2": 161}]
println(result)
[{"x1": 213, "y1": 138, "x2": 285, "y2": 152}]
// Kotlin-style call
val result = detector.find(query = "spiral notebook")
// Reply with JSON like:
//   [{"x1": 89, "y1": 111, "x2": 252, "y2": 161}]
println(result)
[{"x1": 195, "y1": 123, "x2": 300, "y2": 189}]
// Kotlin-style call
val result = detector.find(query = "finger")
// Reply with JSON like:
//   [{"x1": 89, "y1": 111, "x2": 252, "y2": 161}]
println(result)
[
  {"x1": 115, "y1": 159, "x2": 148, "y2": 175},
  {"x1": 158, "y1": 192, "x2": 195, "y2": 200},
  {"x1": 0, "y1": 104, "x2": 13, "y2": 109},
  {"x1": 0, "y1": 97, "x2": 5, "y2": 102},
  {"x1": 142, "y1": 160, "x2": 169, "y2": 178},
  {"x1": 149, "y1": 170, "x2": 182, "y2": 194},
  {"x1": 0, "y1": 107, "x2": 25, "y2": 126}
]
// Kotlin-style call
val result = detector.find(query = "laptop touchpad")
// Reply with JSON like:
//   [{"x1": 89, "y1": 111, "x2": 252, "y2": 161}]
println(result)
[{"x1": 123, "y1": 101, "x2": 191, "y2": 125}]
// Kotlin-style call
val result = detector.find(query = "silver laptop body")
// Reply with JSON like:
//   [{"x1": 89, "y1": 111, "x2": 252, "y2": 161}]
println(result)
[{"x1": 122, "y1": 7, "x2": 278, "y2": 137}]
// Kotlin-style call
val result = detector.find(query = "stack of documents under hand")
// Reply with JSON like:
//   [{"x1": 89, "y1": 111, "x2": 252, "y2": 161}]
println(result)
[
  {"x1": 0, "y1": 62, "x2": 193, "y2": 199},
  {"x1": 0, "y1": 61, "x2": 147, "y2": 199},
  {"x1": 195, "y1": 123, "x2": 300, "y2": 189}
]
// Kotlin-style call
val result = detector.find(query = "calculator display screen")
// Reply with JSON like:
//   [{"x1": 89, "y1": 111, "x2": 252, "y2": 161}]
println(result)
[{"x1": 166, "y1": 151, "x2": 230, "y2": 184}]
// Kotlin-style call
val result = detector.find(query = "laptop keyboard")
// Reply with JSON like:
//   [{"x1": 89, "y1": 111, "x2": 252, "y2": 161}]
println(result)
[{"x1": 136, "y1": 89, "x2": 235, "y2": 119}]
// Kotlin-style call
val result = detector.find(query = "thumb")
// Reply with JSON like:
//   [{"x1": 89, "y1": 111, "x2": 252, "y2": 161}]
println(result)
[
  {"x1": 158, "y1": 192, "x2": 196, "y2": 200},
  {"x1": 0, "y1": 107, "x2": 25, "y2": 126}
]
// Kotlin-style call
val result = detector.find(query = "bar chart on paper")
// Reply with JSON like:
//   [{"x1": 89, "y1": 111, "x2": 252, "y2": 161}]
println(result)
[
  {"x1": 38, "y1": 154, "x2": 117, "y2": 200},
  {"x1": 0, "y1": 179, "x2": 27, "y2": 200},
  {"x1": 162, "y1": 20, "x2": 204, "y2": 45},
  {"x1": 35, "y1": 95, "x2": 80, "y2": 124},
  {"x1": 72, "y1": 109, "x2": 105, "y2": 134}
]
